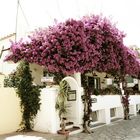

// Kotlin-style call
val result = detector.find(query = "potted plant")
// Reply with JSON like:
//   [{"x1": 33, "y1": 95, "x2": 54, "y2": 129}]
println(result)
[{"x1": 55, "y1": 80, "x2": 70, "y2": 135}]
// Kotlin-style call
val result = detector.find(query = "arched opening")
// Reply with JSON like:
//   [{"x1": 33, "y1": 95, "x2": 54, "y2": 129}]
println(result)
[{"x1": 61, "y1": 76, "x2": 83, "y2": 126}]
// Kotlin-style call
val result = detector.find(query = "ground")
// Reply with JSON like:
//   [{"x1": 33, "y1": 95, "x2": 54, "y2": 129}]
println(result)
[{"x1": 1, "y1": 115, "x2": 140, "y2": 140}]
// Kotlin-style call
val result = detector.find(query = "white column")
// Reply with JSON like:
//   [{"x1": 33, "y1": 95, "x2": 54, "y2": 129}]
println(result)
[
  {"x1": 120, "y1": 82, "x2": 123, "y2": 90},
  {"x1": 99, "y1": 108, "x2": 111, "y2": 125},
  {"x1": 73, "y1": 72, "x2": 81, "y2": 87},
  {"x1": 120, "y1": 82, "x2": 124, "y2": 94},
  {"x1": 138, "y1": 80, "x2": 140, "y2": 91},
  {"x1": 133, "y1": 105, "x2": 137, "y2": 116},
  {"x1": 104, "y1": 108, "x2": 111, "y2": 124}
]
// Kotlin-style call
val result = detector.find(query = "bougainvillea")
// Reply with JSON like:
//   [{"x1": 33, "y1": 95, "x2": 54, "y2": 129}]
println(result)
[
  {"x1": 6, "y1": 19, "x2": 100, "y2": 75},
  {"x1": 83, "y1": 15, "x2": 124, "y2": 73},
  {"x1": 5, "y1": 15, "x2": 140, "y2": 77},
  {"x1": 118, "y1": 46, "x2": 140, "y2": 77}
]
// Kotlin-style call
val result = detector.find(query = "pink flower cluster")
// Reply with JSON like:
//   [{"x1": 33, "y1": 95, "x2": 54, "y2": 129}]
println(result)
[{"x1": 5, "y1": 15, "x2": 140, "y2": 76}]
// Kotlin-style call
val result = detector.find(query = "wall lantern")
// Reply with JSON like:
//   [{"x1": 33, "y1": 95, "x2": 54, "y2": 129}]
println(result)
[{"x1": 104, "y1": 74, "x2": 109, "y2": 79}]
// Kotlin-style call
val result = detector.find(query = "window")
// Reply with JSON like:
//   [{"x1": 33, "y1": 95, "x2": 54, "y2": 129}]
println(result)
[
  {"x1": 110, "y1": 108, "x2": 116, "y2": 118},
  {"x1": 88, "y1": 77, "x2": 100, "y2": 90}
]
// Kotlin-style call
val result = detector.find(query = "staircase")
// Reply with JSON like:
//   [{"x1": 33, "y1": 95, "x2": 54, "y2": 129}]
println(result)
[{"x1": 57, "y1": 121, "x2": 82, "y2": 135}]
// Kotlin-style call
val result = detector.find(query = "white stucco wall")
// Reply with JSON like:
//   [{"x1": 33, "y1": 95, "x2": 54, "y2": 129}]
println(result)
[
  {"x1": 91, "y1": 95, "x2": 122, "y2": 111},
  {"x1": 91, "y1": 95, "x2": 140, "y2": 112},
  {"x1": 130, "y1": 95, "x2": 140, "y2": 104},
  {"x1": 0, "y1": 88, "x2": 21, "y2": 134},
  {"x1": 91, "y1": 95, "x2": 140, "y2": 124},
  {"x1": 0, "y1": 85, "x2": 137, "y2": 135},
  {"x1": 33, "y1": 76, "x2": 84, "y2": 133},
  {"x1": 33, "y1": 87, "x2": 60, "y2": 133}
]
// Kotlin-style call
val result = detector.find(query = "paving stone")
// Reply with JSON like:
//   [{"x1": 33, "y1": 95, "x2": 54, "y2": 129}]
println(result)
[
  {"x1": 1, "y1": 115, "x2": 140, "y2": 140},
  {"x1": 68, "y1": 115, "x2": 140, "y2": 140}
]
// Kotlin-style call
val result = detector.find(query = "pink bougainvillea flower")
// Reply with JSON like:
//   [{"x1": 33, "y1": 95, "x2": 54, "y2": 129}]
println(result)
[{"x1": 5, "y1": 15, "x2": 140, "y2": 77}]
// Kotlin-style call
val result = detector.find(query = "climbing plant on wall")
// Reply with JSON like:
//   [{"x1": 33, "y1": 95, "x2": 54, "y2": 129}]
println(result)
[
  {"x1": 4, "y1": 61, "x2": 41, "y2": 131},
  {"x1": 81, "y1": 73, "x2": 93, "y2": 133}
]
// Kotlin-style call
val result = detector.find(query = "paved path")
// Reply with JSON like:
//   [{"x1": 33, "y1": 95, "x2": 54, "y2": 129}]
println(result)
[
  {"x1": 70, "y1": 115, "x2": 140, "y2": 140},
  {"x1": 1, "y1": 115, "x2": 140, "y2": 140}
]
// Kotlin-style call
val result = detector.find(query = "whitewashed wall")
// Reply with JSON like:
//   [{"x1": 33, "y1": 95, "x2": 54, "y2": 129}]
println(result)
[
  {"x1": 33, "y1": 76, "x2": 84, "y2": 134},
  {"x1": 1, "y1": 86, "x2": 140, "y2": 135},
  {"x1": 91, "y1": 95, "x2": 122, "y2": 111},
  {"x1": 91, "y1": 95, "x2": 140, "y2": 124},
  {"x1": 33, "y1": 87, "x2": 60, "y2": 133},
  {"x1": 0, "y1": 88, "x2": 21, "y2": 134}
]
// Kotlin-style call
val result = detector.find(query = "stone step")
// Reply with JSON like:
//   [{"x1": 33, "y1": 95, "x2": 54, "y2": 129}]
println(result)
[
  {"x1": 111, "y1": 118, "x2": 122, "y2": 122},
  {"x1": 65, "y1": 122, "x2": 74, "y2": 129},
  {"x1": 66, "y1": 126, "x2": 82, "y2": 135},
  {"x1": 57, "y1": 126, "x2": 82, "y2": 136},
  {"x1": 58, "y1": 120, "x2": 82, "y2": 135}
]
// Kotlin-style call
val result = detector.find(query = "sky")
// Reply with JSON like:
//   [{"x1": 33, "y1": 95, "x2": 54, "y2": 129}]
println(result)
[{"x1": 0, "y1": 0, "x2": 140, "y2": 47}]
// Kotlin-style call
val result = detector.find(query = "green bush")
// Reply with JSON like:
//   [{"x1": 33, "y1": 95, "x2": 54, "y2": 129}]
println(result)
[{"x1": 101, "y1": 85, "x2": 121, "y2": 95}]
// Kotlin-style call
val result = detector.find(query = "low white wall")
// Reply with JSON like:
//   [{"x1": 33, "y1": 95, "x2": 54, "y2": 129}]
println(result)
[
  {"x1": 91, "y1": 95, "x2": 140, "y2": 124},
  {"x1": 129, "y1": 95, "x2": 140, "y2": 104},
  {"x1": 91, "y1": 95, "x2": 122, "y2": 111},
  {"x1": 33, "y1": 92, "x2": 140, "y2": 133},
  {"x1": 1, "y1": 87, "x2": 140, "y2": 135},
  {"x1": 129, "y1": 95, "x2": 140, "y2": 116},
  {"x1": 91, "y1": 95, "x2": 140, "y2": 111},
  {"x1": 91, "y1": 95, "x2": 122, "y2": 124},
  {"x1": 0, "y1": 88, "x2": 21, "y2": 134}
]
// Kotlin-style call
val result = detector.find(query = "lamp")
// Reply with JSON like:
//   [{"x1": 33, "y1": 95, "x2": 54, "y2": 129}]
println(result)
[{"x1": 104, "y1": 74, "x2": 109, "y2": 78}]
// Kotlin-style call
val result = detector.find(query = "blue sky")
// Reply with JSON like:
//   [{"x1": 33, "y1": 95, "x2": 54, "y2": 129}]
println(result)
[{"x1": 0, "y1": 0, "x2": 140, "y2": 47}]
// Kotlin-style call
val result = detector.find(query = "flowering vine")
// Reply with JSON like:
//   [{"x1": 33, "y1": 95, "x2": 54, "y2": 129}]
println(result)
[{"x1": 5, "y1": 15, "x2": 140, "y2": 77}]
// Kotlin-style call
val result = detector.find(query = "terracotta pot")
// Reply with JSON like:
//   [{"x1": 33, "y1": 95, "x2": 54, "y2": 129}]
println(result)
[{"x1": 57, "y1": 130, "x2": 70, "y2": 136}]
